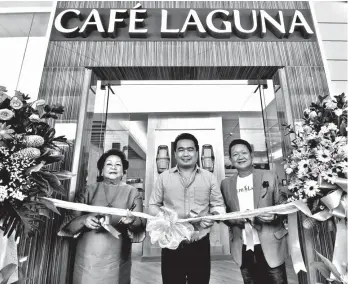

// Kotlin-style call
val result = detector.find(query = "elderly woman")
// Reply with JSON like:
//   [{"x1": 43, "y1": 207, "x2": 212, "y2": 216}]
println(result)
[{"x1": 59, "y1": 149, "x2": 145, "y2": 284}]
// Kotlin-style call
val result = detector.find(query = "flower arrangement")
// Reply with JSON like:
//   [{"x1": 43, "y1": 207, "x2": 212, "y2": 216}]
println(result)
[
  {"x1": 0, "y1": 86, "x2": 74, "y2": 238},
  {"x1": 284, "y1": 93, "x2": 347, "y2": 214}
]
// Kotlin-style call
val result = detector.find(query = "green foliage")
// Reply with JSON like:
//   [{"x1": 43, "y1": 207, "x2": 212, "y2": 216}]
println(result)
[{"x1": 0, "y1": 86, "x2": 75, "y2": 238}]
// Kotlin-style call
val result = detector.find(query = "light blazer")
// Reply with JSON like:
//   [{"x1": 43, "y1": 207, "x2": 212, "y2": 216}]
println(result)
[{"x1": 221, "y1": 169, "x2": 288, "y2": 268}]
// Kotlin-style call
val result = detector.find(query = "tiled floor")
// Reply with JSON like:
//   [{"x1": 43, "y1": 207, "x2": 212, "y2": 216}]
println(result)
[{"x1": 131, "y1": 244, "x2": 299, "y2": 284}]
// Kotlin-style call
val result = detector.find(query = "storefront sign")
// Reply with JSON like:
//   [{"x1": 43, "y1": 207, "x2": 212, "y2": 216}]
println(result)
[{"x1": 51, "y1": 5, "x2": 316, "y2": 41}]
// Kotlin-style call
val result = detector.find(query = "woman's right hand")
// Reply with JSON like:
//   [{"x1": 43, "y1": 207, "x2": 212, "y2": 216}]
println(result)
[{"x1": 84, "y1": 214, "x2": 101, "y2": 230}]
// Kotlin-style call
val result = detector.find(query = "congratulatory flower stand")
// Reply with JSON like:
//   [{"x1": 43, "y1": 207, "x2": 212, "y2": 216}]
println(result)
[
  {"x1": 284, "y1": 93, "x2": 347, "y2": 283},
  {"x1": 0, "y1": 86, "x2": 74, "y2": 282}
]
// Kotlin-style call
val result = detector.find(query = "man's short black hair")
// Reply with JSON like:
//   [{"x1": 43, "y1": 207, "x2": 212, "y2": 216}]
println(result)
[
  {"x1": 228, "y1": 139, "x2": 252, "y2": 157},
  {"x1": 173, "y1": 133, "x2": 199, "y2": 152}
]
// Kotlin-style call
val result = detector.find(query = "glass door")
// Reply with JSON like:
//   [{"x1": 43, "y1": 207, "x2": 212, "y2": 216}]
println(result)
[{"x1": 258, "y1": 80, "x2": 288, "y2": 192}]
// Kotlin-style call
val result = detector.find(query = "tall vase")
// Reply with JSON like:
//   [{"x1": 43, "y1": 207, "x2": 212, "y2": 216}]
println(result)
[
  {"x1": 201, "y1": 144, "x2": 215, "y2": 172},
  {"x1": 156, "y1": 145, "x2": 170, "y2": 174}
]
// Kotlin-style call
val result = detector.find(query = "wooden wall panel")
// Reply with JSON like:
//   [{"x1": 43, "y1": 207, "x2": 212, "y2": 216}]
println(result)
[
  {"x1": 57, "y1": 1, "x2": 309, "y2": 9},
  {"x1": 274, "y1": 66, "x2": 331, "y2": 284},
  {"x1": 17, "y1": 67, "x2": 88, "y2": 284},
  {"x1": 283, "y1": 67, "x2": 330, "y2": 119},
  {"x1": 45, "y1": 41, "x2": 323, "y2": 68},
  {"x1": 37, "y1": 67, "x2": 87, "y2": 121}
]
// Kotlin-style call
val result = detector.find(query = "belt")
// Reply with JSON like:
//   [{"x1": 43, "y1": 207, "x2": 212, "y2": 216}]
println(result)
[{"x1": 178, "y1": 233, "x2": 209, "y2": 249}]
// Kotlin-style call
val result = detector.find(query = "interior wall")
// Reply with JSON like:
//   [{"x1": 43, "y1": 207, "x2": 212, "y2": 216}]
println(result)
[{"x1": 127, "y1": 158, "x2": 146, "y2": 180}]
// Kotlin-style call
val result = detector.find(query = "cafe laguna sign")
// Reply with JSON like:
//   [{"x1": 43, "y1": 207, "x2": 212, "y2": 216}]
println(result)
[{"x1": 51, "y1": 4, "x2": 316, "y2": 41}]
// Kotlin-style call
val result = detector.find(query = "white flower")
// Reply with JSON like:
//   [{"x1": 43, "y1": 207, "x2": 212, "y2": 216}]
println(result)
[
  {"x1": 337, "y1": 143, "x2": 348, "y2": 158},
  {"x1": 10, "y1": 96, "x2": 23, "y2": 110},
  {"x1": 303, "y1": 125, "x2": 313, "y2": 133},
  {"x1": 29, "y1": 114, "x2": 40, "y2": 122},
  {"x1": 316, "y1": 148, "x2": 332, "y2": 163},
  {"x1": 288, "y1": 184, "x2": 295, "y2": 191},
  {"x1": 304, "y1": 180, "x2": 320, "y2": 197},
  {"x1": 293, "y1": 149, "x2": 304, "y2": 159},
  {"x1": 335, "y1": 136, "x2": 347, "y2": 144},
  {"x1": 334, "y1": 108, "x2": 343, "y2": 116},
  {"x1": 298, "y1": 160, "x2": 310, "y2": 173},
  {"x1": 288, "y1": 183, "x2": 302, "y2": 192},
  {"x1": 306, "y1": 133, "x2": 318, "y2": 141},
  {"x1": 320, "y1": 138, "x2": 333, "y2": 148},
  {"x1": 319, "y1": 125, "x2": 329, "y2": 135},
  {"x1": 290, "y1": 161, "x2": 298, "y2": 169},
  {"x1": 322, "y1": 170, "x2": 338, "y2": 184},
  {"x1": 325, "y1": 99, "x2": 337, "y2": 110},
  {"x1": 341, "y1": 273, "x2": 348, "y2": 284},
  {"x1": 0, "y1": 109, "x2": 14, "y2": 121},
  {"x1": 327, "y1": 123, "x2": 338, "y2": 131},
  {"x1": 309, "y1": 111, "x2": 317, "y2": 120},
  {"x1": 295, "y1": 121, "x2": 304, "y2": 133},
  {"x1": 337, "y1": 161, "x2": 348, "y2": 173},
  {"x1": 309, "y1": 159, "x2": 322, "y2": 177},
  {"x1": 36, "y1": 99, "x2": 45, "y2": 106},
  {"x1": 31, "y1": 99, "x2": 46, "y2": 109},
  {"x1": 0, "y1": 185, "x2": 8, "y2": 202},
  {"x1": 310, "y1": 167, "x2": 320, "y2": 178},
  {"x1": 9, "y1": 190, "x2": 26, "y2": 201},
  {"x1": 288, "y1": 196, "x2": 298, "y2": 202},
  {"x1": 285, "y1": 167, "x2": 293, "y2": 174},
  {"x1": 297, "y1": 171, "x2": 308, "y2": 179}
]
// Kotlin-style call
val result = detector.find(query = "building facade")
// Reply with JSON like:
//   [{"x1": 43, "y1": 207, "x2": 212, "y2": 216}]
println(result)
[{"x1": 1, "y1": 1, "x2": 347, "y2": 284}]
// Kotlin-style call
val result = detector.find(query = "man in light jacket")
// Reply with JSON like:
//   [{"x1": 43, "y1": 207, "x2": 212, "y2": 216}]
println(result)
[{"x1": 221, "y1": 139, "x2": 288, "y2": 284}]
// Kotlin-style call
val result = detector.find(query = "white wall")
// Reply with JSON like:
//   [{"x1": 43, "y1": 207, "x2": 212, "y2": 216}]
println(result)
[
  {"x1": 311, "y1": 1, "x2": 348, "y2": 96},
  {"x1": 95, "y1": 83, "x2": 259, "y2": 114},
  {"x1": 0, "y1": 2, "x2": 53, "y2": 99}
]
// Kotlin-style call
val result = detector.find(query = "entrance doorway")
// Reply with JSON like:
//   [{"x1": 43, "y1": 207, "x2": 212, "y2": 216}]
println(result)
[
  {"x1": 68, "y1": 79, "x2": 298, "y2": 283},
  {"x1": 75, "y1": 80, "x2": 286, "y2": 253},
  {"x1": 82, "y1": 81, "x2": 283, "y2": 189}
]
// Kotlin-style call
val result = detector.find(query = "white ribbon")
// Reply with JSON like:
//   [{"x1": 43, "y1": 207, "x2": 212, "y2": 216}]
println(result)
[{"x1": 288, "y1": 213, "x2": 307, "y2": 273}]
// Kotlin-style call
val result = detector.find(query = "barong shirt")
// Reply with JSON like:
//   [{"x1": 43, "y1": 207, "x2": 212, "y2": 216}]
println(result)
[{"x1": 149, "y1": 166, "x2": 226, "y2": 239}]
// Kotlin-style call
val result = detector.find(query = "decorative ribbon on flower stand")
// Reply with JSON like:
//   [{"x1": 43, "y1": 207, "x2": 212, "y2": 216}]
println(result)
[
  {"x1": 317, "y1": 176, "x2": 347, "y2": 279},
  {"x1": 332, "y1": 219, "x2": 347, "y2": 278},
  {"x1": 288, "y1": 213, "x2": 307, "y2": 273}
]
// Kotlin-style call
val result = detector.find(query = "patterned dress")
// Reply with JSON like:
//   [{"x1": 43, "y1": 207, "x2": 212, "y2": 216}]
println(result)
[{"x1": 59, "y1": 179, "x2": 145, "y2": 284}]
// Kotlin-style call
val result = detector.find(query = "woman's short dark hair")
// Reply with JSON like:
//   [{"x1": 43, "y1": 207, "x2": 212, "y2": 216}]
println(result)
[
  {"x1": 97, "y1": 149, "x2": 129, "y2": 179},
  {"x1": 228, "y1": 139, "x2": 252, "y2": 157},
  {"x1": 173, "y1": 133, "x2": 199, "y2": 152}
]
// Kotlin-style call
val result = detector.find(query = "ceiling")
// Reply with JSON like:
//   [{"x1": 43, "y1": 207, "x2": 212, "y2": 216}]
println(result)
[{"x1": 93, "y1": 66, "x2": 280, "y2": 81}]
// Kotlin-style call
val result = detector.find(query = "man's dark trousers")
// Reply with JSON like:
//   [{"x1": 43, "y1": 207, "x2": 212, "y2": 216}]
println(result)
[
  {"x1": 240, "y1": 244, "x2": 288, "y2": 284},
  {"x1": 161, "y1": 234, "x2": 210, "y2": 284}
]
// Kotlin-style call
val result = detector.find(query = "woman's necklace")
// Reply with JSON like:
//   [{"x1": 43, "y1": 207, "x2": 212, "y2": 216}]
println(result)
[{"x1": 103, "y1": 181, "x2": 121, "y2": 207}]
